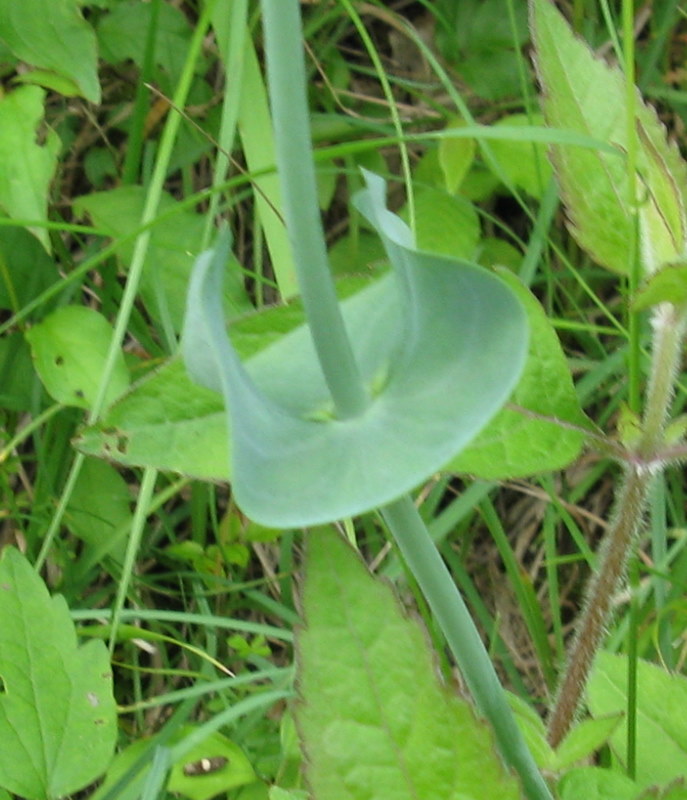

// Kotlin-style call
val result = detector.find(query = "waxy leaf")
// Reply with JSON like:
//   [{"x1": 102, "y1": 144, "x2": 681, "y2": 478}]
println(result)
[
  {"x1": 531, "y1": 0, "x2": 687, "y2": 274},
  {"x1": 296, "y1": 528, "x2": 523, "y2": 800},
  {"x1": 182, "y1": 172, "x2": 528, "y2": 527},
  {"x1": 0, "y1": 0, "x2": 100, "y2": 102},
  {"x1": 0, "y1": 548, "x2": 116, "y2": 800},
  {"x1": 587, "y1": 652, "x2": 687, "y2": 790}
]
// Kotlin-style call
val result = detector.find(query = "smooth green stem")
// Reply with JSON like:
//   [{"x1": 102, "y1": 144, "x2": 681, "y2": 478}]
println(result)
[
  {"x1": 382, "y1": 497, "x2": 554, "y2": 800},
  {"x1": 108, "y1": 467, "x2": 158, "y2": 655},
  {"x1": 260, "y1": 0, "x2": 369, "y2": 419}
]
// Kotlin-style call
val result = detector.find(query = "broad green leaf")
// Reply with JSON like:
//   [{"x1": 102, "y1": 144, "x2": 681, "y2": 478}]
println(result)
[
  {"x1": 413, "y1": 187, "x2": 480, "y2": 260},
  {"x1": 587, "y1": 651, "x2": 687, "y2": 789},
  {"x1": 0, "y1": 333, "x2": 37, "y2": 412},
  {"x1": 449, "y1": 269, "x2": 590, "y2": 478},
  {"x1": 66, "y1": 457, "x2": 131, "y2": 562},
  {"x1": 96, "y1": 1, "x2": 191, "y2": 87},
  {"x1": 531, "y1": 0, "x2": 687, "y2": 274},
  {"x1": 0, "y1": 87, "x2": 60, "y2": 250},
  {"x1": 488, "y1": 113, "x2": 553, "y2": 199},
  {"x1": 26, "y1": 305, "x2": 130, "y2": 410},
  {"x1": 0, "y1": 222, "x2": 59, "y2": 311},
  {"x1": 0, "y1": 547, "x2": 116, "y2": 800},
  {"x1": 74, "y1": 186, "x2": 251, "y2": 331},
  {"x1": 0, "y1": 0, "x2": 99, "y2": 102},
  {"x1": 297, "y1": 528, "x2": 523, "y2": 800},
  {"x1": 632, "y1": 262, "x2": 687, "y2": 311},
  {"x1": 438, "y1": 119, "x2": 476, "y2": 193},
  {"x1": 91, "y1": 726, "x2": 254, "y2": 800},
  {"x1": 73, "y1": 359, "x2": 229, "y2": 480},
  {"x1": 556, "y1": 767, "x2": 638, "y2": 800},
  {"x1": 648, "y1": 780, "x2": 687, "y2": 800},
  {"x1": 182, "y1": 172, "x2": 528, "y2": 527}
]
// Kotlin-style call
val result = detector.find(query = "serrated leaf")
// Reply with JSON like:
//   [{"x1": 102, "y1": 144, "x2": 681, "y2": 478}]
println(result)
[
  {"x1": 182, "y1": 171, "x2": 528, "y2": 527},
  {"x1": 449, "y1": 269, "x2": 590, "y2": 478},
  {"x1": 587, "y1": 651, "x2": 687, "y2": 789},
  {"x1": 0, "y1": 0, "x2": 100, "y2": 102},
  {"x1": 0, "y1": 87, "x2": 60, "y2": 251},
  {"x1": 0, "y1": 547, "x2": 116, "y2": 800},
  {"x1": 25, "y1": 305, "x2": 130, "y2": 410},
  {"x1": 531, "y1": 0, "x2": 687, "y2": 274},
  {"x1": 296, "y1": 528, "x2": 524, "y2": 800}
]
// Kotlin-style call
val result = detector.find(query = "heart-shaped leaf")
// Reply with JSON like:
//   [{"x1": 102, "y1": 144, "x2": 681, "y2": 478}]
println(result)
[{"x1": 182, "y1": 171, "x2": 528, "y2": 527}]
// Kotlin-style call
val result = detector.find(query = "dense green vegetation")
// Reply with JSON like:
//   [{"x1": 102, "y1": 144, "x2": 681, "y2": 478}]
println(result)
[{"x1": 2, "y1": 1, "x2": 687, "y2": 798}]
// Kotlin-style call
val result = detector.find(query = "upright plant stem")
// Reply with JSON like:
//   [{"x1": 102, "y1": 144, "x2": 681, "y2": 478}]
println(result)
[
  {"x1": 382, "y1": 497, "x2": 554, "y2": 800},
  {"x1": 260, "y1": 0, "x2": 368, "y2": 419},
  {"x1": 547, "y1": 302, "x2": 687, "y2": 747}
]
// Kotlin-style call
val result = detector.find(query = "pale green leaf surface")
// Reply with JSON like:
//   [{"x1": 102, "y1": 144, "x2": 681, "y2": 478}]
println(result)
[
  {"x1": 0, "y1": 87, "x2": 60, "y2": 250},
  {"x1": 0, "y1": 548, "x2": 116, "y2": 800},
  {"x1": 74, "y1": 186, "x2": 251, "y2": 332},
  {"x1": 449, "y1": 270, "x2": 590, "y2": 478},
  {"x1": 531, "y1": 0, "x2": 687, "y2": 274},
  {"x1": 0, "y1": 0, "x2": 99, "y2": 102},
  {"x1": 556, "y1": 767, "x2": 638, "y2": 800},
  {"x1": 552, "y1": 714, "x2": 622, "y2": 770},
  {"x1": 26, "y1": 305, "x2": 130, "y2": 410},
  {"x1": 296, "y1": 529, "x2": 523, "y2": 800},
  {"x1": 182, "y1": 172, "x2": 528, "y2": 527},
  {"x1": 587, "y1": 652, "x2": 687, "y2": 789}
]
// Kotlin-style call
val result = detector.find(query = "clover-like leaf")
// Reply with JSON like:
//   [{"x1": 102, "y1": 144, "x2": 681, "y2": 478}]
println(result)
[
  {"x1": 0, "y1": 547, "x2": 116, "y2": 800},
  {"x1": 182, "y1": 172, "x2": 528, "y2": 527}
]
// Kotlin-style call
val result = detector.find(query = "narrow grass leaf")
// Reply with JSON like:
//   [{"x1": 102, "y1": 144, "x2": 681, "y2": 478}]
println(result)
[
  {"x1": 182, "y1": 172, "x2": 528, "y2": 527},
  {"x1": 0, "y1": 87, "x2": 60, "y2": 251},
  {"x1": 296, "y1": 528, "x2": 524, "y2": 800},
  {"x1": 449, "y1": 269, "x2": 590, "y2": 478},
  {"x1": 587, "y1": 651, "x2": 687, "y2": 789},
  {"x1": 0, "y1": 0, "x2": 100, "y2": 102},
  {"x1": 0, "y1": 548, "x2": 116, "y2": 800}
]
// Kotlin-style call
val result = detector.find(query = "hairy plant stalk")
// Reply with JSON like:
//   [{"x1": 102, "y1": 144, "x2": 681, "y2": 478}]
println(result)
[
  {"x1": 547, "y1": 302, "x2": 687, "y2": 747},
  {"x1": 546, "y1": 466, "x2": 649, "y2": 747}
]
